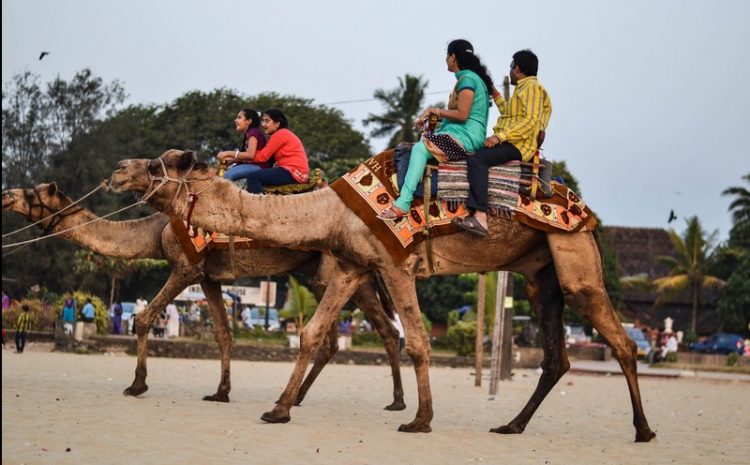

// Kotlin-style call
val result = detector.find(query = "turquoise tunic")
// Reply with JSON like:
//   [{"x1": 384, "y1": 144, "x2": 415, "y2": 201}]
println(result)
[{"x1": 436, "y1": 69, "x2": 489, "y2": 152}]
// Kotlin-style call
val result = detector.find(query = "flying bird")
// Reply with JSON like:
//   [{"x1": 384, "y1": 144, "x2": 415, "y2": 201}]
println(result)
[
  {"x1": 39, "y1": 51, "x2": 50, "y2": 61},
  {"x1": 667, "y1": 210, "x2": 677, "y2": 223}
]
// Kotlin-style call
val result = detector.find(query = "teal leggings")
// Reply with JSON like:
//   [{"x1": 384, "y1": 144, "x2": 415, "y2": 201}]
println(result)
[{"x1": 393, "y1": 141, "x2": 433, "y2": 212}]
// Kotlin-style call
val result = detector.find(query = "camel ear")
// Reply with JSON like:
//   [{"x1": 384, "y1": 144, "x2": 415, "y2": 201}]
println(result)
[
  {"x1": 47, "y1": 182, "x2": 58, "y2": 196},
  {"x1": 178, "y1": 151, "x2": 196, "y2": 171}
]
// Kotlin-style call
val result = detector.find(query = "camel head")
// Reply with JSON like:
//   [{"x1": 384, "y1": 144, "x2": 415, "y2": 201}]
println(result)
[
  {"x1": 1, "y1": 182, "x2": 72, "y2": 222},
  {"x1": 110, "y1": 149, "x2": 212, "y2": 194}
]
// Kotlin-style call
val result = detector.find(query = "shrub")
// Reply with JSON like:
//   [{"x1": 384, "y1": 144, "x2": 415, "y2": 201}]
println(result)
[
  {"x1": 52, "y1": 291, "x2": 108, "y2": 333},
  {"x1": 665, "y1": 351, "x2": 678, "y2": 363},
  {"x1": 682, "y1": 330, "x2": 698, "y2": 345},
  {"x1": 2, "y1": 299, "x2": 58, "y2": 331},
  {"x1": 446, "y1": 320, "x2": 477, "y2": 356},
  {"x1": 352, "y1": 331, "x2": 383, "y2": 346},
  {"x1": 726, "y1": 352, "x2": 739, "y2": 367}
]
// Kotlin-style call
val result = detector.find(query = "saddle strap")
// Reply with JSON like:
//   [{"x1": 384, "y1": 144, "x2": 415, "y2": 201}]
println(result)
[
  {"x1": 229, "y1": 235, "x2": 239, "y2": 278},
  {"x1": 422, "y1": 166, "x2": 437, "y2": 274},
  {"x1": 530, "y1": 151, "x2": 540, "y2": 199}
]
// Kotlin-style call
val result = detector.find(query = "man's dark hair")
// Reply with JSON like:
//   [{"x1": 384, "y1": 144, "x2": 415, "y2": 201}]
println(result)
[
  {"x1": 22, "y1": 305, "x2": 30, "y2": 311},
  {"x1": 512, "y1": 49, "x2": 539, "y2": 76}
]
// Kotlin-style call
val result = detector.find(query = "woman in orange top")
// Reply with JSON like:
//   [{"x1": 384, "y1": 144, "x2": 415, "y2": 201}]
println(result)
[{"x1": 244, "y1": 109, "x2": 309, "y2": 193}]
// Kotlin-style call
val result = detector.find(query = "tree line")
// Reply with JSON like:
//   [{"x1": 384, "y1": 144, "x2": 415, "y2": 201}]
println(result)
[{"x1": 2, "y1": 69, "x2": 748, "y2": 333}]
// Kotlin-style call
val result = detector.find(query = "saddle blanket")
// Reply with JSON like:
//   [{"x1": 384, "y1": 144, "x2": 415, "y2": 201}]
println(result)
[
  {"x1": 170, "y1": 218, "x2": 265, "y2": 265},
  {"x1": 331, "y1": 150, "x2": 597, "y2": 264}
]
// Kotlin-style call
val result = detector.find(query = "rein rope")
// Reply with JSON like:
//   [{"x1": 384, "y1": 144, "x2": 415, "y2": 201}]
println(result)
[
  {"x1": 2, "y1": 182, "x2": 106, "y2": 239},
  {"x1": 1, "y1": 199, "x2": 147, "y2": 253},
  {"x1": 140, "y1": 157, "x2": 216, "y2": 238}
]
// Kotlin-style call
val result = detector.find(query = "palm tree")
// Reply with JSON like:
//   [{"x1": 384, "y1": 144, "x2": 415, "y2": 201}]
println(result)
[
  {"x1": 284, "y1": 276, "x2": 318, "y2": 335},
  {"x1": 722, "y1": 173, "x2": 750, "y2": 227},
  {"x1": 652, "y1": 216, "x2": 725, "y2": 332},
  {"x1": 363, "y1": 74, "x2": 429, "y2": 149}
]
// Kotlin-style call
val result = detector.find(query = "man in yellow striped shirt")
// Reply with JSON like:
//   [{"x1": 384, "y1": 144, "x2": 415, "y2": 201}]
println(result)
[
  {"x1": 15, "y1": 304, "x2": 32, "y2": 353},
  {"x1": 455, "y1": 50, "x2": 552, "y2": 236}
]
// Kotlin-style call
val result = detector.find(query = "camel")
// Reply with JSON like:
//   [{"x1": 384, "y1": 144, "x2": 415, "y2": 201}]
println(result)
[
  {"x1": 109, "y1": 149, "x2": 655, "y2": 442},
  {"x1": 1, "y1": 183, "x2": 406, "y2": 410}
]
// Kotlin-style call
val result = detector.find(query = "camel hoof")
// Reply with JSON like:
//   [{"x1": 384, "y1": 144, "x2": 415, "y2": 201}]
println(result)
[
  {"x1": 489, "y1": 424, "x2": 524, "y2": 434},
  {"x1": 397, "y1": 422, "x2": 431, "y2": 433},
  {"x1": 293, "y1": 399, "x2": 303, "y2": 406},
  {"x1": 384, "y1": 401, "x2": 406, "y2": 411},
  {"x1": 635, "y1": 430, "x2": 656, "y2": 443},
  {"x1": 261, "y1": 411, "x2": 291, "y2": 424},
  {"x1": 123, "y1": 384, "x2": 148, "y2": 397},
  {"x1": 202, "y1": 393, "x2": 230, "y2": 403}
]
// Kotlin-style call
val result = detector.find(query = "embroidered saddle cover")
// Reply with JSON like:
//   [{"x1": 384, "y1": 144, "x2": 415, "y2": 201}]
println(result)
[{"x1": 332, "y1": 150, "x2": 597, "y2": 264}]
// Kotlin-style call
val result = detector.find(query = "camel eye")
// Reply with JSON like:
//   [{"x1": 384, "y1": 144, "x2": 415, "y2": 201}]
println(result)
[{"x1": 25, "y1": 192, "x2": 34, "y2": 200}]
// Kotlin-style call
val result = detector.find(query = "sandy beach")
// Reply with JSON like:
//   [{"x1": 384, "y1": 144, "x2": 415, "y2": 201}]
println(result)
[{"x1": 2, "y1": 345, "x2": 748, "y2": 465}]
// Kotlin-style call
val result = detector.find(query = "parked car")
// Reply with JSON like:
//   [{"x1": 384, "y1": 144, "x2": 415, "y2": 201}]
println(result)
[
  {"x1": 689, "y1": 333, "x2": 744, "y2": 355},
  {"x1": 624, "y1": 326, "x2": 653, "y2": 360},
  {"x1": 246, "y1": 307, "x2": 281, "y2": 331},
  {"x1": 565, "y1": 325, "x2": 589, "y2": 345}
]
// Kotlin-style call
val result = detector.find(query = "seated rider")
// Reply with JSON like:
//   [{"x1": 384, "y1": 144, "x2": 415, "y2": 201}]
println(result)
[
  {"x1": 217, "y1": 108, "x2": 268, "y2": 181},
  {"x1": 242, "y1": 109, "x2": 310, "y2": 194},
  {"x1": 454, "y1": 49, "x2": 552, "y2": 237},
  {"x1": 378, "y1": 39, "x2": 493, "y2": 220}
]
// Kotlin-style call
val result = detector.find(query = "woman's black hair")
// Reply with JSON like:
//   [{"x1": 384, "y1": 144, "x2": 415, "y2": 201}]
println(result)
[
  {"x1": 263, "y1": 108, "x2": 289, "y2": 129},
  {"x1": 240, "y1": 108, "x2": 261, "y2": 128},
  {"x1": 447, "y1": 39, "x2": 494, "y2": 96}
]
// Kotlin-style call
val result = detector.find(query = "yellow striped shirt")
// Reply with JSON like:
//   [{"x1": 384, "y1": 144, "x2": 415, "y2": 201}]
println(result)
[
  {"x1": 16, "y1": 312, "x2": 32, "y2": 332},
  {"x1": 492, "y1": 76, "x2": 552, "y2": 161}
]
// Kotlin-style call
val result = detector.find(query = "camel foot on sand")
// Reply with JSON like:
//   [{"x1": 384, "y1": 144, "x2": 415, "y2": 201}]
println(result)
[
  {"x1": 489, "y1": 424, "x2": 524, "y2": 435},
  {"x1": 123, "y1": 384, "x2": 148, "y2": 397},
  {"x1": 397, "y1": 421, "x2": 431, "y2": 433},
  {"x1": 202, "y1": 393, "x2": 230, "y2": 403},
  {"x1": 261, "y1": 407, "x2": 291, "y2": 424},
  {"x1": 635, "y1": 430, "x2": 656, "y2": 443},
  {"x1": 384, "y1": 400, "x2": 406, "y2": 411}
]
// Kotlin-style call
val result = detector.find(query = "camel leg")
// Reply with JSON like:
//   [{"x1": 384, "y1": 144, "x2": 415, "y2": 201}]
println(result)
[
  {"x1": 261, "y1": 260, "x2": 367, "y2": 424},
  {"x1": 293, "y1": 321, "x2": 339, "y2": 406},
  {"x1": 124, "y1": 269, "x2": 192, "y2": 397},
  {"x1": 548, "y1": 232, "x2": 656, "y2": 442},
  {"x1": 491, "y1": 263, "x2": 569, "y2": 434},
  {"x1": 200, "y1": 279, "x2": 233, "y2": 402},
  {"x1": 353, "y1": 281, "x2": 405, "y2": 411},
  {"x1": 380, "y1": 270, "x2": 432, "y2": 433}
]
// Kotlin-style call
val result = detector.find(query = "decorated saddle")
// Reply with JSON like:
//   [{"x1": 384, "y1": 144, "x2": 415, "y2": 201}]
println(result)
[{"x1": 331, "y1": 149, "x2": 597, "y2": 264}]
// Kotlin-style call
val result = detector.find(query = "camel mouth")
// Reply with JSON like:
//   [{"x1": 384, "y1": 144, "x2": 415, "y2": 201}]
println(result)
[{"x1": 1, "y1": 191, "x2": 16, "y2": 210}]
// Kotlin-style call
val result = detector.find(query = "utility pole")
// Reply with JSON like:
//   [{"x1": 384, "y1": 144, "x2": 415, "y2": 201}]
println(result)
[
  {"x1": 489, "y1": 271, "x2": 511, "y2": 395},
  {"x1": 474, "y1": 273, "x2": 487, "y2": 386},
  {"x1": 264, "y1": 275, "x2": 271, "y2": 330}
]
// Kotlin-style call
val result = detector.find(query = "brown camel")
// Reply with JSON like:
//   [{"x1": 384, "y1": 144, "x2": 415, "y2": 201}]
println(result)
[
  {"x1": 109, "y1": 149, "x2": 655, "y2": 442},
  {"x1": 1, "y1": 183, "x2": 406, "y2": 410}
]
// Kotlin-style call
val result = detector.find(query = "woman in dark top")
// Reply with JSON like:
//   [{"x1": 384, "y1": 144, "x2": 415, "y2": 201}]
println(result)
[{"x1": 217, "y1": 108, "x2": 268, "y2": 181}]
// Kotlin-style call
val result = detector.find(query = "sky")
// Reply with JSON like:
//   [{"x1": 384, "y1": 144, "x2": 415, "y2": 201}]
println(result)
[{"x1": 3, "y1": 0, "x2": 749, "y2": 240}]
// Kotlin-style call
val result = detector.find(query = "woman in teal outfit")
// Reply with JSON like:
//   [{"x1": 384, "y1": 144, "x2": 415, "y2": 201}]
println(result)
[{"x1": 379, "y1": 39, "x2": 494, "y2": 220}]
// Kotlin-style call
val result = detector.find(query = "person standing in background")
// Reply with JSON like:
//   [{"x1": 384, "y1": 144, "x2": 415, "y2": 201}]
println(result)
[{"x1": 15, "y1": 305, "x2": 32, "y2": 353}]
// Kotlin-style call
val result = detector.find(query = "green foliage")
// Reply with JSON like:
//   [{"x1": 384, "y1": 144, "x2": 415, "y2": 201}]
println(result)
[
  {"x1": 652, "y1": 216, "x2": 724, "y2": 332},
  {"x1": 726, "y1": 352, "x2": 740, "y2": 367},
  {"x1": 1, "y1": 299, "x2": 57, "y2": 332},
  {"x1": 445, "y1": 320, "x2": 477, "y2": 356},
  {"x1": 284, "y1": 276, "x2": 318, "y2": 334},
  {"x1": 362, "y1": 74, "x2": 430, "y2": 149},
  {"x1": 421, "y1": 312, "x2": 433, "y2": 336},
  {"x1": 721, "y1": 173, "x2": 750, "y2": 227},
  {"x1": 416, "y1": 274, "x2": 478, "y2": 323},
  {"x1": 682, "y1": 330, "x2": 698, "y2": 345},
  {"x1": 551, "y1": 160, "x2": 581, "y2": 196},
  {"x1": 52, "y1": 291, "x2": 107, "y2": 333},
  {"x1": 716, "y1": 256, "x2": 750, "y2": 333},
  {"x1": 665, "y1": 352, "x2": 678, "y2": 363},
  {"x1": 352, "y1": 331, "x2": 383, "y2": 346}
]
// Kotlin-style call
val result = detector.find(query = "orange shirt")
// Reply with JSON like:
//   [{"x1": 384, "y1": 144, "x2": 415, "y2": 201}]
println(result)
[{"x1": 253, "y1": 128, "x2": 310, "y2": 183}]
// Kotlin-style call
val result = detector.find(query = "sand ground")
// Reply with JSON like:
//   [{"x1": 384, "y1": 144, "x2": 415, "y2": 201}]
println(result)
[{"x1": 2, "y1": 345, "x2": 749, "y2": 465}]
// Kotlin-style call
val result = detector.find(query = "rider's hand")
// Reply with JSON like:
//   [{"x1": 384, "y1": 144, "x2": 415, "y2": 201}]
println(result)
[{"x1": 484, "y1": 135, "x2": 501, "y2": 148}]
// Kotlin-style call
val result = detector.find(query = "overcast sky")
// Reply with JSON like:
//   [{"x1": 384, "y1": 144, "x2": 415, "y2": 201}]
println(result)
[{"x1": 3, "y1": 0, "x2": 749, "y2": 240}]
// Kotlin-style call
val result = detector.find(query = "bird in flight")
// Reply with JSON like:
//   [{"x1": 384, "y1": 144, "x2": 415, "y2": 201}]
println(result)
[
  {"x1": 39, "y1": 51, "x2": 50, "y2": 60},
  {"x1": 667, "y1": 210, "x2": 677, "y2": 223}
]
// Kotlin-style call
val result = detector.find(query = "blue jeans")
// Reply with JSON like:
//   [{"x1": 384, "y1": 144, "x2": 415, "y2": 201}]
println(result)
[
  {"x1": 246, "y1": 167, "x2": 296, "y2": 193},
  {"x1": 224, "y1": 163, "x2": 262, "y2": 181}
]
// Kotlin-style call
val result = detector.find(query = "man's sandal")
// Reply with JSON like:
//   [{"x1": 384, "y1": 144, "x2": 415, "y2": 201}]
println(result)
[
  {"x1": 378, "y1": 205, "x2": 406, "y2": 221},
  {"x1": 452, "y1": 215, "x2": 488, "y2": 237}
]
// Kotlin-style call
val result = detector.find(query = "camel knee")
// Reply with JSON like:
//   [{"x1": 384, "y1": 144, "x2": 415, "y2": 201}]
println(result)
[
  {"x1": 612, "y1": 337, "x2": 638, "y2": 361},
  {"x1": 299, "y1": 325, "x2": 327, "y2": 352},
  {"x1": 561, "y1": 285, "x2": 609, "y2": 319}
]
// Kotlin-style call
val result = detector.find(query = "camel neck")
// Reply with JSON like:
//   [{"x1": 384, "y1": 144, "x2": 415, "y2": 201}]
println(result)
[{"x1": 56, "y1": 208, "x2": 168, "y2": 259}]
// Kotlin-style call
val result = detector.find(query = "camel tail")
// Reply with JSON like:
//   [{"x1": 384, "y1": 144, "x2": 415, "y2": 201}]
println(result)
[{"x1": 372, "y1": 272, "x2": 396, "y2": 321}]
